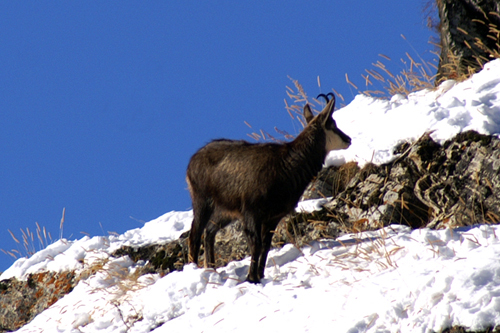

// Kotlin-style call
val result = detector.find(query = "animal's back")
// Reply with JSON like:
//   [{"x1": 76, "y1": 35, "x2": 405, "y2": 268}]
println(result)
[{"x1": 187, "y1": 139, "x2": 289, "y2": 214}]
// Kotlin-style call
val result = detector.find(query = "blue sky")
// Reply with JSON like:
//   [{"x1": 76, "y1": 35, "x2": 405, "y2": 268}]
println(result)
[{"x1": 0, "y1": 2, "x2": 435, "y2": 272}]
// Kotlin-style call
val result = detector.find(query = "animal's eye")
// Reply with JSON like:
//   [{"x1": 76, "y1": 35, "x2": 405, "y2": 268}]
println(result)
[{"x1": 328, "y1": 119, "x2": 337, "y2": 129}]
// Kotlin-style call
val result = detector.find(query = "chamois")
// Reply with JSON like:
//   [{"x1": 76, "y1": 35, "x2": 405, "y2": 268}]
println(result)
[{"x1": 187, "y1": 93, "x2": 351, "y2": 283}]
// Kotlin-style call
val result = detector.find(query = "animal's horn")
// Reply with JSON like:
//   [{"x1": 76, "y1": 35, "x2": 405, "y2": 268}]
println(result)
[
  {"x1": 316, "y1": 92, "x2": 335, "y2": 104},
  {"x1": 317, "y1": 93, "x2": 329, "y2": 103},
  {"x1": 322, "y1": 94, "x2": 336, "y2": 125}
]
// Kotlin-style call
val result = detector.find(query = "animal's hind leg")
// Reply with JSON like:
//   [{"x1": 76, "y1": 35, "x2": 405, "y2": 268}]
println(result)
[
  {"x1": 188, "y1": 199, "x2": 213, "y2": 265},
  {"x1": 204, "y1": 215, "x2": 232, "y2": 269}
]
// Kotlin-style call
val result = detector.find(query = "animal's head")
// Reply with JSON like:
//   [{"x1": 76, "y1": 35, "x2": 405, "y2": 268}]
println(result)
[{"x1": 303, "y1": 93, "x2": 351, "y2": 151}]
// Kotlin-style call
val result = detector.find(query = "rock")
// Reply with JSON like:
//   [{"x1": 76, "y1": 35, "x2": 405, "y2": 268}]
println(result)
[
  {"x1": 0, "y1": 271, "x2": 76, "y2": 332},
  {"x1": 272, "y1": 209, "x2": 341, "y2": 248},
  {"x1": 111, "y1": 233, "x2": 189, "y2": 277},
  {"x1": 436, "y1": 0, "x2": 500, "y2": 83},
  {"x1": 318, "y1": 130, "x2": 500, "y2": 231},
  {"x1": 301, "y1": 161, "x2": 359, "y2": 200},
  {"x1": 110, "y1": 225, "x2": 250, "y2": 276}
]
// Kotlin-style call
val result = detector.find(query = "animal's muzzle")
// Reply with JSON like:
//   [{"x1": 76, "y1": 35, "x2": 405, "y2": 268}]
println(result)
[{"x1": 336, "y1": 128, "x2": 352, "y2": 148}]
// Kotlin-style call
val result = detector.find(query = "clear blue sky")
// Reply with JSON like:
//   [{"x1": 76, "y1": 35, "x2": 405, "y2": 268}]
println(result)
[{"x1": 0, "y1": 2, "x2": 435, "y2": 272}]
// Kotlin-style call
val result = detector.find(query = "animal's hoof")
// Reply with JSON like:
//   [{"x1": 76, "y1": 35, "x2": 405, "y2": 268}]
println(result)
[{"x1": 245, "y1": 277, "x2": 261, "y2": 284}]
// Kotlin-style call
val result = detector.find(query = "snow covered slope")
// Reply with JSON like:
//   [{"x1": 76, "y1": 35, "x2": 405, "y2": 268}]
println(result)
[
  {"x1": 3, "y1": 59, "x2": 500, "y2": 333},
  {"x1": 326, "y1": 59, "x2": 500, "y2": 167}
]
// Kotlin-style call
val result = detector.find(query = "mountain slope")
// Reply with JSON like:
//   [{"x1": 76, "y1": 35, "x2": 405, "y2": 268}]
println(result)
[{"x1": 2, "y1": 60, "x2": 500, "y2": 333}]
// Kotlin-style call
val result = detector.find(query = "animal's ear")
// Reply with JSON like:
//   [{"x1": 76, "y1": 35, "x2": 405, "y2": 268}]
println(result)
[
  {"x1": 303, "y1": 104, "x2": 314, "y2": 124},
  {"x1": 320, "y1": 95, "x2": 336, "y2": 127}
]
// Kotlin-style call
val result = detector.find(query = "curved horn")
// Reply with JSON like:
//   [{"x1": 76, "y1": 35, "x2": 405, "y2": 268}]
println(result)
[
  {"x1": 316, "y1": 92, "x2": 335, "y2": 104},
  {"x1": 317, "y1": 93, "x2": 329, "y2": 103}
]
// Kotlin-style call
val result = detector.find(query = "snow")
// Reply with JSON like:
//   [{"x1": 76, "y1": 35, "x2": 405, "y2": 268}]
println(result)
[
  {"x1": 0, "y1": 211, "x2": 193, "y2": 280},
  {"x1": 326, "y1": 59, "x2": 500, "y2": 167},
  {"x1": 4, "y1": 59, "x2": 500, "y2": 333}
]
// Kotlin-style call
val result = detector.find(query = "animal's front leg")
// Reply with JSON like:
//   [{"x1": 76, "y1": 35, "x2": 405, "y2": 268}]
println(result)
[
  {"x1": 243, "y1": 214, "x2": 262, "y2": 283},
  {"x1": 257, "y1": 219, "x2": 280, "y2": 281}
]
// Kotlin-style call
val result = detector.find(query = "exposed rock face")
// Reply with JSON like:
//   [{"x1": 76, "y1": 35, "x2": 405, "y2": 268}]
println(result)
[
  {"x1": 436, "y1": 0, "x2": 500, "y2": 83},
  {"x1": 111, "y1": 234, "x2": 189, "y2": 276},
  {"x1": 110, "y1": 226, "x2": 251, "y2": 276},
  {"x1": 307, "y1": 130, "x2": 500, "y2": 232},
  {"x1": 0, "y1": 271, "x2": 76, "y2": 332},
  {"x1": 301, "y1": 162, "x2": 360, "y2": 200},
  {"x1": 1, "y1": 130, "x2": 499, "y2": 332}
]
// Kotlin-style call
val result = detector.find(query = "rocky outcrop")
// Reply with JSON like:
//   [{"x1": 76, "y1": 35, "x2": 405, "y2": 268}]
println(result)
[
  {"x1": 111, "y1": 234, "x2": 188, "y2": 276},
  {"x1": 0, "y1": 271, "x2": 76, "y2": 332},
  {"x1": 436, "y1": 0, "x2": 500, "y2": 83},
  {"x1": 304, "y1": 130, "x2": 500, "y2": 233}
]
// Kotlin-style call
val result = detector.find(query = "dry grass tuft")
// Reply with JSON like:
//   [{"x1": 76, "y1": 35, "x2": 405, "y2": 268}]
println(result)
[
  {"x1": 324, "y1": 226, "x2": 404, "y2": 277},
  {"x1": 2, "y1": 208, "x2": 65, "y2": 260},
  {"x1": 69, "y1": 257, "x2": 154, "y2": 330},
  {"x1": 246, "y1": 75, "x2": 349, "y2": 143},
  {"x1": 436, "y1": 19, "x2": 500, "y2": 85},
  {"x1": 359, "y1": 36, "x2": 436, "y2": 98},
  {"x1": 2, "y1": 223, "x2": 55, "y2": 260}
]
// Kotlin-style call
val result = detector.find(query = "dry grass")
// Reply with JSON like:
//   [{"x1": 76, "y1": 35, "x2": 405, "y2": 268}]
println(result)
[
  {"x1": 246, "y1": 36, "x2": 439, "y2": 142},
  {"x1": 358, "y1": 44, "x2": 436, "y2": 98},
  {"x1": 436, "y1": 19, "x2": 500, "y2": 85},
  {"x1": 65, "y1": 257, "x2": 153, "y2": 330},
  {"x1": 288, "y1": 226, "x2": 406, "y2": 288},
  {"x1": 246, "y1": 74, "x2": 342, "y2": 142},
  {"x1": 437, "y1": 48, "x2": 482, "y2": 85},
  {"x1": 80, "y1": 257, "x2": 153, "y2": 295},
  {"x1": 2, "y1": 223, "x2": 54, "y2": 260},
  {"x1": 245, "y1": 75, "x2": 347, "y2": 142},
  {"x1": 1, "y1": 207, "x2": 65, "y2": 260}
]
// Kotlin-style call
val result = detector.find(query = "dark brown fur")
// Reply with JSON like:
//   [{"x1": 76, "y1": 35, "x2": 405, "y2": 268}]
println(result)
[{"x1": 187, "y1": 98, "x2": 350, "y2": 283}]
